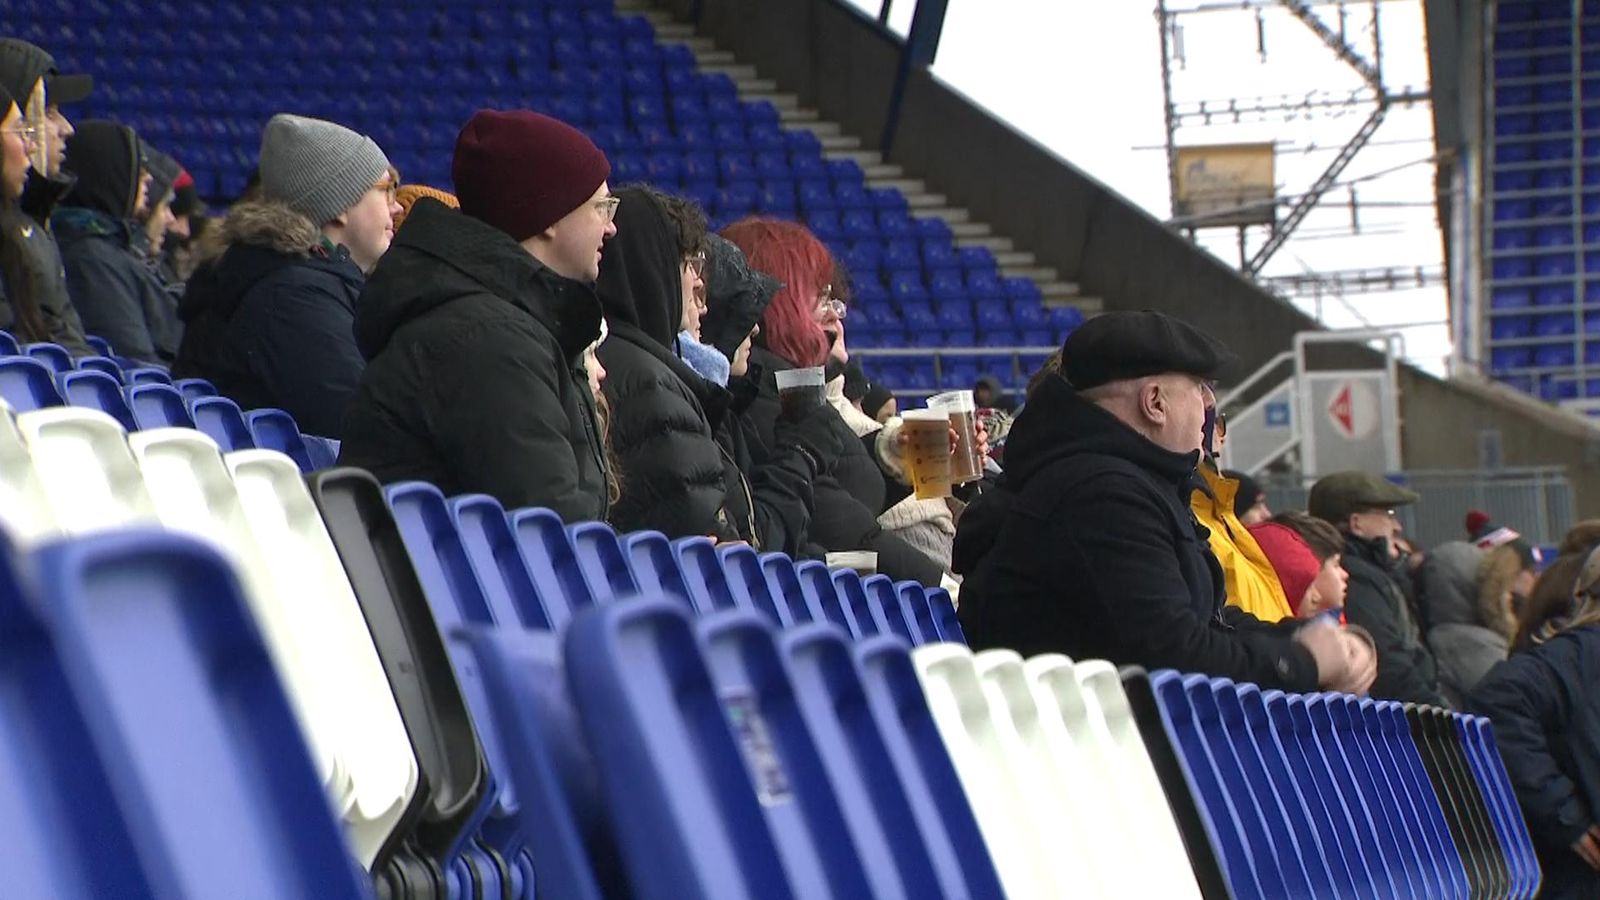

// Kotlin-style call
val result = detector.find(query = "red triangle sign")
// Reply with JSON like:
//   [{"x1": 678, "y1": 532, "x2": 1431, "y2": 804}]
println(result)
[{"x1": 1328, "y1": 384, "x2": 1354, "y2": 436}]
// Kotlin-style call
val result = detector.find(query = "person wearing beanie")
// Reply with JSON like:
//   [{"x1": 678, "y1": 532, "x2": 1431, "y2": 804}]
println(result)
[
  {"x1": 1310, "y1": 470, "x2": 1448, "y2": 706},
  {"x1": 1226, "y1": 468, "x2": 1271, "y2": 525},
  {"x1": 1250, "y1": 513, "x2": 1349, "y2": 618},
  {"x1": 173, "y1": 114, "x2": 398, "y2": 439},
  {"x1": 1465, "y1": 509, "x2": 1493, "y2": 541},
  {"x1": 1415, "y1": 534, "x2": 1537, "y2": 707},
  {"x1": 338, "y1": 109, "x2": 614, "y2": 520},
  {"x1": 861, "y1": 382, "x2": 896, "y2": 423},
  {"x1": 137, "y1": 147, "x2": 181, "y2": 272},
  {"x1": 952, "y1": 310, "x2": 1376, "y2": 695},
  {"x1": 0, "y1": 38, "x2": 92, "y2": 354},
  {"x1": 51, "y1": 121, "x2": 181, "y2": 365},
  {"x1": 392, "y1": 184, "x2": 457, "y2": 231}
]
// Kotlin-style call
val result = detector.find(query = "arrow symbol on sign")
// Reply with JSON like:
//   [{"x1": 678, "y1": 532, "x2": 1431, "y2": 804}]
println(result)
[{"x1": 1329, "y1": 384, "x2": 1355, "y2": 437}]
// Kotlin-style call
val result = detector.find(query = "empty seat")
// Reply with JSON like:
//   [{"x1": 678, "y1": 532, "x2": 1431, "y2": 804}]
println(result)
[
  {"x1": 510, "y1": 507, "x2": 595, "y2": 628},
  {"x1": 23, "y1": 342, "x2": 73, "y2": 373},
  {"x1": 0, "y1": 405, "x2": 55, "y2": 540},
  {"x1": 17, "y1": 407, "x2": 157, "y2": 534},
  {"x1": 0, "y1": 355, "x2": 66, "y2": 411},
  {"x1": 126, "y1": 383, "x2": 195, "y2": 430},
  {"x1": 74, "y1": 355, "x2": 125, "y2": 382},
  {"x1": 189, "y1": 395, "x2": 254, "y2": 452},
  {"x1": 245, "y1": 408, "x2": 314, "y2": 472},
  {"x1": 124, "y1": 367, "x2": 173, "y2": 386},
  {"x1": 56, "y1": 369, "x2": 136, "y2": 431}
]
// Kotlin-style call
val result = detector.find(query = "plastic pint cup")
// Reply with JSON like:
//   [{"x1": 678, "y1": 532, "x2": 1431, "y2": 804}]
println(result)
[
  {"x1": 901, "y1": 409, "x2": 954, "y2": 500},
  {"x1": 927, "y1": 390, "x2": 983, "y2": 484}
]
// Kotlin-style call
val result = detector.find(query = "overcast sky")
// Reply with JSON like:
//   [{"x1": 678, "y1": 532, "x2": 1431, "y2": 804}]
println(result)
[{"x1": 843, "y1": 0, "x2": 1449, "y2": 374}]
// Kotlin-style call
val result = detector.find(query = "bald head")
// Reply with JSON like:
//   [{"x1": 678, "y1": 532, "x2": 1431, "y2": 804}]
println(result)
[{"x1": 1081, "y1": 373, "x2": 1211, "y2": 456}]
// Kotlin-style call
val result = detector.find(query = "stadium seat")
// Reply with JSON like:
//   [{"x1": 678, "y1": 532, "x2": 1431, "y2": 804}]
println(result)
[
  {"x1": 567, "y1": 520, "x2": 639, "y2": 605},
  {"x1": 563, "y1": 598, "x2": 801, "y2": 899},
  {"x1": 75, "y1": 355, "x2": 125, "y2": 382},
  {"x1": 718, "y1": 543, "x2": 788, "y2": 624},
  {"x1": 0, "y1": 405, "x2": 54, "y2": 540},
  {"x1": 306, "y1": 469, "x2": 488, "y2": 868},
  {"x1": 16, "y1": 407, "x2": 156, "y2": 534},
  {"x1": 124, "y1": 367, "x2": 174, "y2": 387},
  {"x1": 56, "y1": 369, "x2": 136, "y2": 431},
  {"x1": 0, "y1": 355, "x2": 66, "y2": 411},
  {"x1": 23, "y1": 342, "x2": 73, "y2": 373},
  {"x1": 84, "y1": 334, "x2": 113, "y2": 357},
  {"x1": 188, "y1": 395, "x2": 254, "y2": 452},
  {"x1": 28, "y1": 529, "x2": 372, "y2": 898},
  {"x1": 126, "y1": 383, "x2": 194, "y2": 430},
  {"x1": 510, "y1": 506, "x2": 594, "y2": 629},
  {"x1": 675, "y1": 535, "x2": 737, "y2": 615},
  {"x1": 245, "y1": 408, "x2": 315, "y2": 473},
  {"x1": 761, "y1": 551, "x2": 821, "y2": 626}
]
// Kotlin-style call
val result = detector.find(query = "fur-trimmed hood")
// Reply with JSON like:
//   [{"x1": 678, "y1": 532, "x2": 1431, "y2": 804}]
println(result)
[{"x1": 178, "y1": 199, "x2": 359, "y2": 325}]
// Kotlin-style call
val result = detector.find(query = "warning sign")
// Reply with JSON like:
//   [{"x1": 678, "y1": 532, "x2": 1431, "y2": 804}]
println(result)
[{"x1": 1326, "y1": 380, "x2": 1378, "y2": 440}]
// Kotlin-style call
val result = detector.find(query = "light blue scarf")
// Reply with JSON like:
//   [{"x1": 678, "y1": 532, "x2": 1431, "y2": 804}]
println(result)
[{"x1": 677, "y1": 331, "x2": 731, "y2": 386}]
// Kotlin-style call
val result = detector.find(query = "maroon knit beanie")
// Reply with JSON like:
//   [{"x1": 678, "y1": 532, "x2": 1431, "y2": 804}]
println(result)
[{"x1": 452, "y1": 109, "x2": 611, "y2": 242}]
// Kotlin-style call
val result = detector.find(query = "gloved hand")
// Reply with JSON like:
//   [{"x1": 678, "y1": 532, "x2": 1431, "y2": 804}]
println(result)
[{"x1": 775, "y1": 404, "x2": 845, "y2": 478}]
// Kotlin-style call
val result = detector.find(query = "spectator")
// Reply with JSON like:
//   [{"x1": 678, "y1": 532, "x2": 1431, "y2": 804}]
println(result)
[
  {"x1": 1468, "y1": 545, "x2": 1600, "y2": 899},
  {"x1": 1513, "y1": 553, "x2": 1585, "y2": 653},
  {"x1": 392, "y1": 184, "x2": 457, "y2": 231},
  {"x1": 175, "y1": 114, "x2": 397, "y2": 437},
  {"x1": 954, "y1": 310, "x2": 1373, "y2": 693},
  {"x1": 688, "y1": 232, "x2": 824, "y2": 555},
  {"x1": 51, "y1": 121, "x2": 181, "y2": 364},
  {"x1": 1413, "y1": 533, "x2": 1535, "y2": 707},
  {"x1": 1559, "y1": 519, "x2": 1600, "y2": 556},
  {"x1": 1193, "y1": 451, "x2": 1294, "y2": 622},
  {"x1": 0, "y1": 82, "x2": 52, "y2": 339},
  {"x1": 1310, "y1": 471, "x2": 1449, "y2": 706},
  {"x1": 589, "y1": 185, "x2": 740, "y2": 539},
  {"x1": 974, "y1": 374, "x2": 1015, "y2": 413},
  {"x1": 861, "y1": 382, "x2": 896, "y2": 423},
  {"x1": 162, "y1": 169, "x2": 205, "y2": 282},
  {"x1": 725, "y1": 217, "x2": 945, "y2": 585},
  {"x1": 0, "y1": 38, "x2": 92, "y2": 353},
  {"x1": 339, "y1": 109, "x2": 612, "y2": 521},
  {"x1": 1465, "y1": 509, "x2": 1493, "y2": 542},
  {"x1": 1250, "y1": 511, "x2": 1349, "y2": 618},
  {"x1": 1227, "y1": 469, "x2": 1272, "y2": 525}
]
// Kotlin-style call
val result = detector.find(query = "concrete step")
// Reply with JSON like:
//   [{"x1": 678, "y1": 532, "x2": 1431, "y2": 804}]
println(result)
[
  {"x1": 1006, "y1": 265, "x2": 1061, "y2": 282},
  {"x1": 867, "y1": 177, "x2": 927, "y2": 195},
  {"x1": 1041, "y1": 281, "x2": 1083, "y2": 299},
  {"x1": 950, "y1": 221, "x2": 993, "y2": 238},
  {"x1": 655, "y1": 23, "x2": 697, "y2": 40},
  {"x1": 864, "y1": 163, "x2": 904, "y2": 179},
  {"x1": 747, "y1": 91, "x2": 801, "y2": 110},
  {"x1": 703, "y1": 63, "x2": 760, "y2": 81},
  {"x1": 995, "y1": 250, "x2": 1036, "y2": 268},
  {"x1": 737, "y1": 77, "x2": 780, "y2": 93},
  {"x1": 792, "y1": 119, "x2": 843, "y2": 137},
  {"x1": 821, "y1": 134, "x2": 863, "y2": 151},
  {"x1": 696, "y1": 49, "x2": 738, "y2": 65},
  {"x1": 955, "y1": 234, "x2": 1015, "y2": 252},
  {"x1": 828, "y1": 148, "x2": 883, "y2": 166},
  {"x1": 905, "y1": 193, "x2": 949, "y2": 209},
  {"x1": 923, "y1": 206, "x2": 972, "y2": 223}
]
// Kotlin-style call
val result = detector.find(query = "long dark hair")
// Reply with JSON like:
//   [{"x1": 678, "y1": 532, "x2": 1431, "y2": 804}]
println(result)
[{"x1": 0, "y1": 93, "x2": 51, "y2": 342}]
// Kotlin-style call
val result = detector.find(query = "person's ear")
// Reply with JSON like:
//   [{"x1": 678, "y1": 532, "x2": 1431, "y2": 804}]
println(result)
[{"x1": 1141, "y1": 380, "x2": 1167, "y2": 424}]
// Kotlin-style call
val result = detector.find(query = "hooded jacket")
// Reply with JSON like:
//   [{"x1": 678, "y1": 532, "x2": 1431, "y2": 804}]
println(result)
[
  {"x1": 1341, "y1": 533, "x2": 1449, "y2": 706},
  {"x1": 951, "y1": 373, "x2": 1320, "y2": 689},
  {"x1": 592, "y1": 188, "x2": 735, "y2": 539},
  {"x1": 1468, "y1": 626, "x2": 1600, "y2": 899},
  {"x1": 1416, "y1": 541, "x2": 1509, "y2": 707},
  {"x1": 52, "y1": 121, "x2": 180, "y2": 365},
  {"x1": 1192, "y1": 465, "x2": 1295, "y2": 623},
  {"x1": 173, "y1": 199, "x2": 364, "y2": 437},
  {"x1": 339, "y1": 197, "x2": 608, "y2": 523}
]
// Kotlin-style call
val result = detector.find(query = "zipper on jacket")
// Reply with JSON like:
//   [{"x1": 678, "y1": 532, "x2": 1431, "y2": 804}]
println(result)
[{"x1": 717, "y1": 443, "x2": 760, "y2": 551}]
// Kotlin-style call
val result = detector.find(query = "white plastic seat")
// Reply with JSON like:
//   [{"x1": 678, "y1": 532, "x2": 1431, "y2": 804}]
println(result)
[
  {"x1": 16, "y1": 407, "x2": 156, "y2": 534},
  {"x1": 1075, "y1": 660, "x2": 1203, "y2": 899},
  {"x1": 973, "y1": 649, "x2": 1109, "y2": 897},
  {"x1": 130, "y1": 429, "x2": 348, "y2": 806},
  {"x1": 0, "y1": 402, "x2": 56, "y2": 540},
  {"x1": 225, "y1": 449, "x2": 418, "y2": 870},
  {"x1": 912, "y1": 643, "x2": 1057, "y2": 899}
]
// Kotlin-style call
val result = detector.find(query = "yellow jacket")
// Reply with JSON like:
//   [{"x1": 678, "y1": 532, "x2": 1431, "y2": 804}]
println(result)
[{"x1": 1191, "y1": 466, "x2": 1294, "y2": 623}]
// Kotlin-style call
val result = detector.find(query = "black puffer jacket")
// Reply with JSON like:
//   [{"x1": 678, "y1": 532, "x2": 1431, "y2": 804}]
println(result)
[
  {"x1": 593, "y1": 187, "x2": 734, "y2": 540},
  {"x1": 952, "y1": 373, "x2": 1320, "y2": 690},
  {"x1": 1468, "y1": 625, "x2": 1600, "y2": 899},
  {"x1": 745, "y1": 344, "x2": 942, "y2": 586},
  {"x1": 339, "y1": 198, "x2": 608, "y2": 524},
  {"x1": 173, "y1": 199, "x2": 364, "y2": 437},
  {"x1": 1342, "y1": 533, "x2": 1449, "y2": 707},
  {"x1": 52, "y1": 121, "x2": 179, "y2": 364}
]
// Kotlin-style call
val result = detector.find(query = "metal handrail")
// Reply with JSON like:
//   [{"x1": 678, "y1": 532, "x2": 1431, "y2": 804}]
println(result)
[
  {"x1": 853, "y1": 346, "x2": 1058, "y2": 358},
  {"x1": 1218, "y1": 350, "x2": 1295, "y2": 410}
]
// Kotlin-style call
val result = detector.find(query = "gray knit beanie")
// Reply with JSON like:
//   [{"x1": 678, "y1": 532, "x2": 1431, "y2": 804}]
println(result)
[{"x1": 258, "y1": 114, "x2": 390, "y2": 225}]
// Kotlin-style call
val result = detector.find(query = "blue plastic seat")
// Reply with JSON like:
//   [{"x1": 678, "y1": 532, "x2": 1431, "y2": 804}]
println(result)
[
  {"x1": 23, "y1": 342, "x2": 73, "y2": 373},
  {"x1": 125, "y1": 383, "x2": 194, "y2": 430},
  {"x1": 84, "y1": 334, "x2": 114, "y2": 357},
  {"x1": 674, "y1": 536, "x2": 736, "y2": 615},
  {"x1": 717, "y1": 544, "x2": 788, "y2": 625},
  {"x1": 893, "y1": 582, "x2": 939, "y2": 645},
  {"x1": 509, "y1": 507, "x2": 594, "y2": 628},
  {"x1": 56, "y1": 369, "x2": 136, "y2": 431},
  {"x1": 563, "y1": 599, "x2": 803, "y2": 899},
  {"x1": 568, "y1": 521, "x2": 639, "y2": 605},
  {"x1": 827, "y1": 568, "x2": 882, "y2": 639},
  {"x1": 244, "y1": 408, "x2": 315, "y2": 473},
  {"x1": 75, "y1": 355, "x2": 125, "y2": 382},
  {"x1": 124, "y1": 367, "x2": 173, "y2": 387},
  {"x1": 0, "y1": 355, "x2": 65, "y2": 411},
  {"x1": 0, "y1": 331, "x2": 17, "y2": 357},
  {"x1": 29, "y1": 529, "x2": 370, "y2": 898},
  {"x1": 862, "y1": 574, "x2": 917, "y2": 644},
  {"x1": 188, "y1": 395, "x2": 254, "y2": 452}
]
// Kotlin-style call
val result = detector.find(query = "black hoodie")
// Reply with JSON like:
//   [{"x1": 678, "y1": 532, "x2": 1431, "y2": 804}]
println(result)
[
  {"x1": 52, "y1": 121, "x2": 179, "y2": 364},
  {"x1": 952, "y1": 372, "x2": 1320, "y2": 690},
  {"x1": 592, "y1": 187, "x2": 736, "y2": 540},
  {"x1": 339, "y1": 197, "x2": 609, "y2": 523}
]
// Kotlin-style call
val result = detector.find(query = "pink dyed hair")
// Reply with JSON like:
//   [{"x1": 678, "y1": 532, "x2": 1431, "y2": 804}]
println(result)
[{"x1": 720, "y1": 217, "x2": 833, "y2": 368}]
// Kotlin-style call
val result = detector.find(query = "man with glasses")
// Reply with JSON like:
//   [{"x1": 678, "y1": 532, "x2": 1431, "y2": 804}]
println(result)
[
  {"x1": 1310, "y1": 470, "x2": 1449, "y2": 706},
  {"x1": 340, "y1": 110, "x2": 616, "y2": 522},
  {"x1": 955, "y1": 310, "x2": 1374, "y2": 695},
  {"x1": 173, "y1": 113, "x2": 399, "y2": 438},
  {"x1": 0, "y1": 37, "x2": 94, "y2": 354}
]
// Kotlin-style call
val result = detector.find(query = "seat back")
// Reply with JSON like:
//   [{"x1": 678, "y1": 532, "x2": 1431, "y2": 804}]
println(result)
[
  {"x1": 57, "y1": 369, "x2": 137, "y2": 431},
  {"x1": 245, "y1": 408, "x2": 314, "y2": 472},
  {"x1": 1361, "y1": 699, "x2": 1467, "y2": 897},
  {"x1": 126, "y1": 383, "x2": 194, "y2": 430},
  {"x1": 624, "y1": 530, "x2": 695, "y2": 610},
  {"x1": 0, "y1": 406, "x2": 58, "y2": 540},
  {"x1": 696, "y1": 611, "x2": 875, "y2": 898},
  {"x1": 718, "y1": 544, "x2": 786, "y2": 624},
  {"x1": 1312, "y1": 695, "x2": 1421, "y2": 896},
  {"x1": 451, "y1": 494, "x2": 556, "y2": 630},
  {"x1": 563, "y1": 598, "x2": 795, "y2": 900},
  {"x1": 18, "y1": 407, "x2": 157, "y2": 534},
  {"x1": 509, "y1": 507, "x2": 593, "y2": 629},
  {"x1": 307, "y1": 468, "x2": 486, "y2": 861},
  {"x1": 302, "y1": 434, "x2": 340, "y2": 470},
  {"x1": 1337, "y1": 696, "x2": 1448, "y2": 897},
  {"x1": 33, "y1": 529, "x2": 370, "y2": 898},
  {"x1": 23, "y1": 341, "x2": 73, "y2": 373},
  {"x1": 829, "y1": 569, "x2": 881, "y2": 639},
  {"x1": 188, "y1": 395, "x2": 254, "y2": 452},
  {"x1": 0, "y1": 355, "x2": 66, "y2": 411},
  {"x1": 1462, "y1": 715, "x2": 1542, "y2": 898},
  {"x1": 173, "y1": 378, "x2": 218, "y2": 403},
  {"x1": 863, "y1": 575, "x2": 916, "y2": 643},
  {"x1": 224, "y1": 450, "x2": 418, "y2": 870},
  {"x1": 760, "y1": 552, "x2": 815, "y2": 625},
  {"x1": 568, "y1": 521, "x2": 639, "y2": 604},
  {"x1": 75, "y1": 355, "x2": 125, "y2": 382},
  {"x1": 924, "y1": 586, "x2": 965, "y2": 643},
  {"x1": 675, "y1": 536, "x2": 735, "y2": 614},
  {"x1": 894, "y1": 582, "x2": 939, "y2": 645},
  {"x1": 123, "y1": 367, "x2": 173, "y2": 387}
]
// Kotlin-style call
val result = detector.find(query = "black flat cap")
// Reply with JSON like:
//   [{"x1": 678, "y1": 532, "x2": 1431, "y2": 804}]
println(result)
[{"x1": 1060, "y1": 309, "x2": 1235, "y2": 390}]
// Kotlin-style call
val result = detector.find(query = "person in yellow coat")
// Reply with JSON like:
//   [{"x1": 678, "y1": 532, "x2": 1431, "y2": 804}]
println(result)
[{"x1": 1191, "y1": 407, "x2": 1295, "y2": 622}]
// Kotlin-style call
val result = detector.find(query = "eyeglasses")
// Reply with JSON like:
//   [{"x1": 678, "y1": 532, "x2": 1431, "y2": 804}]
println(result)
[
  {"x1": 685, "y1": 251, "x2": 706, "y2": 280},
  {"x1": 814, "y1": 284, "x2": 848, "y2": 321},
  {"x1": 371, "y1": 177, "x2": 398, "y2": 203},
  {"x1": 594, "y1": 195, "x2": 621, "y2": 224},
  {"x1": 1215, "y1": 412, "x2": 1228, "y2": 437},
  {"x1": 1, "y1": 124, "x2": 40, "y2": 147}
]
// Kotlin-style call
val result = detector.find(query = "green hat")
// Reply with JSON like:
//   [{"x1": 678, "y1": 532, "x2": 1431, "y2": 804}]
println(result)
[{"x1": 1308, "y1": 471, "x2": 1420, "y2": 525}]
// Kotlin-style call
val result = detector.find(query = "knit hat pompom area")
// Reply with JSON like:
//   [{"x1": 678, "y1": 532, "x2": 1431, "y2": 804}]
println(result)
[
  {"x1": 393, "y1": 184, "x2": 459, "y2": 231},
  {"x1": 258, "y1": 113, "x2": 391, "y2": 227},
  {"x1": 452, "y1": 109, "x2": 611, "y2": 243}
]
